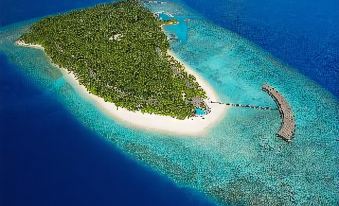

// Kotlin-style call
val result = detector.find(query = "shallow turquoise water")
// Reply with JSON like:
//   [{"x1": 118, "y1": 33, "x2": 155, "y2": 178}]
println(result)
[
  {"x1": 0, "y1": 1, "x2": 338, "y2": 205},
  {"x1": 195, "y1": 108, "x2": 206, "y2": 116}
]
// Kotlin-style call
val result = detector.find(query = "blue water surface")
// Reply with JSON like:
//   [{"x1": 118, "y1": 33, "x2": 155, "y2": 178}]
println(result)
[
  {"x1": 181, "y1": 0, "x2": 339, "y2": 97},
  {"x1": 0, "y1": 0, "x2": 338, "y2": 205},
  {"x1": 0, "y1": 54, "x2": 215, "y2": 206},
  {"x1": 195, "y1": 108, "x2": 206, "y2": 116},
  {"x1": 0, "y1": 0, "x2": 216, "y2": 205},
  {"x1": 0, "y1": 54, "x2": 216, "y2": 206},
  {"x1": 159, "y1": 12, "x2": 188, "y2": 42},
  {"x1": 0, "y1": 0, "x2": 111, "y2": 26}
]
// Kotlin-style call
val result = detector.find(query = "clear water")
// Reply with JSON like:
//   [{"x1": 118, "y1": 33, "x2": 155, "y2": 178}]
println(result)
[
  {"x1": 0, "y1": 25, "x2": 215, "y2": 206},
  {"x1": 181, "y1": 0, "x2": 339, "y2": 97},
  {"x1": 0, "y1": 0, "x2": 216, "y2": 206},
  {"x1": 159, "y1": 13, "x2": 171, "y2": 20},
  {"x1": 195, "y1": 108, "x2": 206, "y2": 116},
  {"x1": 159, "y1": 12, "x2": 188, "y2": 43},
  {"x1": 0, "y1": 0, "x2": 338, "y2": 205}
]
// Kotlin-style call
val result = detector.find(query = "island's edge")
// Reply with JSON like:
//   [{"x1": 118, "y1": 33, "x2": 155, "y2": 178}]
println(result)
[{"x1": 16, "y1": 40, "x2": 228, "y2": 136}]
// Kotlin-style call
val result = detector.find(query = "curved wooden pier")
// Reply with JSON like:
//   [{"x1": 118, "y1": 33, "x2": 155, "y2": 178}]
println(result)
[{"x1": 262, "y1": 84, "x2": 295, "y2": 141}]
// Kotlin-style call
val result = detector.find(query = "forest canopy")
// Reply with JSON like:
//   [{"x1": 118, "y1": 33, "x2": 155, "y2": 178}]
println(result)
[{"x1": 19, "y1": 0, "x2": 207, "y2": 119}]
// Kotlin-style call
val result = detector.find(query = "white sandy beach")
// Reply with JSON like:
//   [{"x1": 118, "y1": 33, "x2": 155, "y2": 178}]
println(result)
[{"x1": 16, "y1": 40, "x2": 228, "y2": 136}]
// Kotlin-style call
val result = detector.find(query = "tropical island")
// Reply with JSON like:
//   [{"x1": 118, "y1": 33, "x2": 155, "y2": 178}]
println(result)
[{"x1": 17, "y1": 0, "x2": 227, "y2": 135}]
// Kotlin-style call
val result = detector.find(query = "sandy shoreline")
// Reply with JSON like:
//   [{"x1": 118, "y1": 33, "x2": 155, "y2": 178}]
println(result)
[{"x1": 16, "y1": 40, "x2": 228, "y2": 136}]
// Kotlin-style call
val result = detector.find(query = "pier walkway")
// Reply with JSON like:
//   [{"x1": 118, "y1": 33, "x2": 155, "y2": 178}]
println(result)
[
  {"x1": 209, "y1": 84, "x2": 295, "y2": 141},
  {"x1": 262, "y1": 84, "x2": 295, "y2": 141},
  {"x1": 210, "y1": 101, "x2": 276, "y2": 111}
]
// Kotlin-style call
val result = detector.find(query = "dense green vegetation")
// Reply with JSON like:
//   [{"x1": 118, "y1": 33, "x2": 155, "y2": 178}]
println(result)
[{"x1": 19, "y1": 0, "x2": 206, "y2": 119}]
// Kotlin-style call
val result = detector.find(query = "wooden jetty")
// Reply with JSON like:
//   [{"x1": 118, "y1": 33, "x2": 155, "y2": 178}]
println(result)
[
  {"x1": 262, "y1": 84, "x2": 295, "y2": 141},
  {"x1": 210, "y1": 101, "x2": 276, "y2": 111}
]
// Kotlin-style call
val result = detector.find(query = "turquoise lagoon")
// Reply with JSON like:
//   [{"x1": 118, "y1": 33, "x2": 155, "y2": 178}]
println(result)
[{"x1": 0, "y1": 0, "x2": 338, "y2": 205}]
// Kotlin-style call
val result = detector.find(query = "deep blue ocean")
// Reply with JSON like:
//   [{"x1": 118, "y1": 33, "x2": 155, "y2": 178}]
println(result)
[
  {"x1": 181, "y1": 0, "x2": 339, "y2": 97},
  {"x1": 0, "y1": 54, "x2": 215, "y2": 206},
  {"x1": 0, "y1": 0, "x2": 215, "y2": 205},
  {"x1": 1, "y1": 0, "x2": 338, "y2": 205}
]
